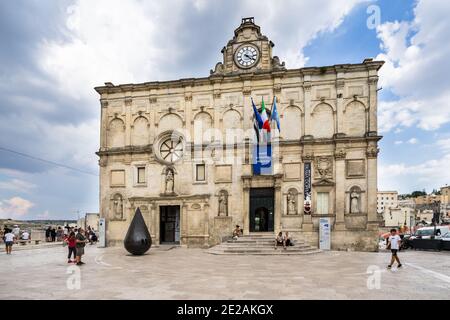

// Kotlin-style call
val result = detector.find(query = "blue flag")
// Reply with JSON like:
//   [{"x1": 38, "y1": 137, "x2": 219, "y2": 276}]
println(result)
[
  {"x1": 271, "y1": 96, "x2": 281, "y2": 131},
  {"x1": 251, "y1": 97, "x2": 264, "y2": 129}
]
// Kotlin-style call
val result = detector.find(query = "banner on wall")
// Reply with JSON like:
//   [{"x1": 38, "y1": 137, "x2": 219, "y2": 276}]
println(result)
[{"x1": 304, "y1": 162, "x2": 312, "y2": 214}]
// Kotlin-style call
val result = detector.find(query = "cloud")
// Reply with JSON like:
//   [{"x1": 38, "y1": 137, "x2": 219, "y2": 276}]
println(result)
[
  {"x1": 407, "y1": 138, "x2": 418, "y2": 144},
  {"x1": 376, "y1": 0, "x2": 450, "y2": 133},
  {"x1": 37, "y1": 210, "x2": 50, "y2": 220},
  {"x1": 436, "y1": 138, "x2": 450, "y2": 152},
  {"x1": 394, "y1": 140, "x2": 403, "y2": 145},
  {"x1": 379, "y1": 153, "x2": 450, "y2": 193},
  {"x1": 0, "y1": 179, "x2": 36, "y2": 193},
  {"x1": 0, "y1": 197, "x2": 34, "y2": 219},
  {"x1": 38, "y1": 0, "x2": 365, "y2": 100}
]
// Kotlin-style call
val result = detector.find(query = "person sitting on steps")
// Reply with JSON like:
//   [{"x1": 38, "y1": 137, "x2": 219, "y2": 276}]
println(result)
[
  {"x1": 284, "y1": 232, "x2": 294, "y2": 246},
  {"x1": 232, "y1": 225, "x2": 242, "y2": 241},
  {"x1": 274, "y1": 232, "x2": 286, "y2": 250}
]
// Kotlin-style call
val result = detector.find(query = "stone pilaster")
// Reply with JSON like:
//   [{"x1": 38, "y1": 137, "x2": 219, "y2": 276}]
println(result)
[
  {"x1": 242, "y1": 177, "x2": 251, "y2": 235},
  {"x1": 274, "y1": 174, "x2": 283, "y2": 234},
  {"x1": 367, "y1": 146, "x2": 379, "y2": 230},
  {"x1": 303, "y1": 80, "x2": 312, "y2": 136},
  {"x1": 368, "y1": 76, "x2": 379, "y2": 134},
  {"x1": 124, "y1": 97, "x2": 132, "y2": 146},
  {"x1": 334, "y1": 148, "x2": 346, "y2": 230}
]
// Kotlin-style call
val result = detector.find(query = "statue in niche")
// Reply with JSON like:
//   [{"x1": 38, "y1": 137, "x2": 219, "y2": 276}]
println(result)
[
  {"x1": 287, "y1": 191, "x2": 297, "y2": 215},
  {"x1": 218, "y1": 191, "x2": 228, "y2": 216},
  {"x1": 113, "y1": 194, "x2": 124, "y2": 220},
  {"x1": 350, "y1": 190, "x2": 360, "y2": 213},
  {"x1": 165, "y1": 169, "x2": 174, "y2": 194}
]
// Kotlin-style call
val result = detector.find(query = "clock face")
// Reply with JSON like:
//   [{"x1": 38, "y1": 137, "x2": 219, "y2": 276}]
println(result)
[{"x1": 235, "y1": 45, "x2": 259, "y2": 68}]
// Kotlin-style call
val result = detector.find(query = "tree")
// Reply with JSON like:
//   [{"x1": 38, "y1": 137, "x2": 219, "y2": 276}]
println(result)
[{"x1": 411, "y1": 190, "x2": 426, "y2": 198}]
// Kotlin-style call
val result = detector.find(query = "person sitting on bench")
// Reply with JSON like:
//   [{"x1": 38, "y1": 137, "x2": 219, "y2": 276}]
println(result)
[{"x1": 274, "y1": 232, "x2": 286, "y2": 250}]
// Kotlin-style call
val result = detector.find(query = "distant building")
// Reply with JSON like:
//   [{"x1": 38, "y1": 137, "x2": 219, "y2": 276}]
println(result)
[
  {"x1": 77, "y1": 213, "x2": 100, "y2": 231},
  {"x1": 441, "y1": 186, "x2": 450, "y2": 217},
  {"x1": 416, "y1": 209, "x2": 433, "y2": 224},
  {"x1": 377, "y1": 191, "x2": 398, "y2": 213},
  {"x1": 414, "y1": 194, "x2": 441, "y2": 206}
]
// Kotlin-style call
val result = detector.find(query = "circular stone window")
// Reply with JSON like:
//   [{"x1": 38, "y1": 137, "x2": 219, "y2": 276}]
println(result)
[{"x1": 154, "y1": 132, "x2": 184, "y2": 164}]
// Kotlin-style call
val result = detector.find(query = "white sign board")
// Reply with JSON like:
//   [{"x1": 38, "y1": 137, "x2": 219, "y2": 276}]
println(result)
[
  {"x1": 319, "y1": 218, "x2": 331, "y2": 250},
  {"x1": 98, "y1": 218, "x2": 106, "y2": 248}
]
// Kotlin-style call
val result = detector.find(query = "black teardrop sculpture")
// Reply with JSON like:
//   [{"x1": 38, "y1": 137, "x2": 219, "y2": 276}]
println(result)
[{"x1": 124, "y1": 208, "x2": 152, "y2": 255}]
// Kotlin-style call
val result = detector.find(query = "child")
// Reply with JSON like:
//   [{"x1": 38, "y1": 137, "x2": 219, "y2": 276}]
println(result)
[
  {"x1": 66, "y1": 232, "x2": 77, "y2": 263},
  {"x1": 387, "y1": 228, "x2": 402, "y2": 269}
]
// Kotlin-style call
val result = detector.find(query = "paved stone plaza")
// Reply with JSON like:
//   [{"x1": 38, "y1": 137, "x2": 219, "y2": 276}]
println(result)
[{"x1": 0, "y1": 246, "x2": 449, "y2": 299}]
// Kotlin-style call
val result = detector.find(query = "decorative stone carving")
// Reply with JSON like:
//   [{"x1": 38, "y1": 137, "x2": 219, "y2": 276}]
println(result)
[
  {"x1": 273, "y1": 84, "x2": 282, "y2": 94},
  {"x1": 302, "y1": 152, "x2": 314, "y2": 162},
  {"x1": 164, "y1": 168, "x2": 175, "y2": 194},
  {"x1": 350, "y1": 190, "x2": 360, "y2": 213},
  {"x1": 272, "y1": 56, "x2": 286, "y2": 70},
  {"x1": 218, "y1": 190, "x2": 228, "y2": 217},
  {"x1": 124, "y1": 98, "x2": 132, "y2": 106},
  {"x1": 287, "y1": 189, "x2": 297, "y2": 215},
  {"x1": 210, "y1": 62, "x2": 224, "y2": 75},
  {"x1": 334, "y1": 149, "x2": 346, "y2": 160},
  {"x1": 242, "y1": 87, "x2": 252, "y2": 96},
  {"x1": 112, "y1": 194, "x2": 124, "y2": 220},
  {"x1": 366, "y1": 146, "x2": 380, "y2": 158},
  {"x1": 314, "y1": 156, "x2": 333, "y2": 179}
]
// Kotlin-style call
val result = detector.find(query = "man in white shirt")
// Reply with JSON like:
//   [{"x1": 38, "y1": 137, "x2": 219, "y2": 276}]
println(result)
[
  {"x1": 387, "y1": 228, "x2": 402, "y2": 269},
  {"x1": 4, "y1": 231, "x2": 16, "y2": 254},
  {"x1": 12, "y1": 225, "x2": 20, "y2": 237},
  {"x1": 21, "y1": 231, "x2": 30, "y2": 240}
]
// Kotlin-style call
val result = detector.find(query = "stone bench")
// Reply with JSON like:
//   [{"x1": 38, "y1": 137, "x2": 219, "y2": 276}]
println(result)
[{"x1": 18, "y1": 240, "x2": 41, "y2": 245}]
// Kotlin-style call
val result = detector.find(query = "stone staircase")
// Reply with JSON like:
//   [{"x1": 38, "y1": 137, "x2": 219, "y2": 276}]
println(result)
[{"x1": 206, "y1": 233, "x2": 321, "y2": 255}]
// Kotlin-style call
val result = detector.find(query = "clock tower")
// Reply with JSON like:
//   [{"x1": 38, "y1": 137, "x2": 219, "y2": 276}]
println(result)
[{"x1": 210, "y1": 17, "x2": 286, "y2": 75}]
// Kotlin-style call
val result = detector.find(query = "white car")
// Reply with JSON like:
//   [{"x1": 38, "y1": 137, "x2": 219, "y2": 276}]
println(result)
[{"x1": 410, "y1": 226, "x2": 450, "y2": 239}]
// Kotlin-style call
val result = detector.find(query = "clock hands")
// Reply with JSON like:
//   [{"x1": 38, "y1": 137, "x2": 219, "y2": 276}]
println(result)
[{"x1": 244, "y1": 53, "x2": 255, "y2": 61}]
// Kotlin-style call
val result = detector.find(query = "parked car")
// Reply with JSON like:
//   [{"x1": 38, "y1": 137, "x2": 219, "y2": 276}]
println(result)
[
  {"x1": 441, "y1": 232, "x2": 450, "y2": 251},
  {"x1": 410, "y1": 226, "x2": 450, "y2": 240}
]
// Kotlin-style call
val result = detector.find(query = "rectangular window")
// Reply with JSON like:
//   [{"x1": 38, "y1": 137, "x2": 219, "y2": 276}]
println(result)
[
  {"x1": 137, "y1": 167, "x2": 146, "y2": 184},
  {"x1": 316, "y1": 192, "x2": 329, "y2": 215},
  {"x1": 196, "y1": 164, "x2": 206, "y2": 182}
]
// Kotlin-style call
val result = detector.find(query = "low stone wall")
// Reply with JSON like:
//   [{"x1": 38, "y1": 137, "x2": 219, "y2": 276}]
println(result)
[{"x1": 290, "y1": 230, "x2": 378, "y2": 252}]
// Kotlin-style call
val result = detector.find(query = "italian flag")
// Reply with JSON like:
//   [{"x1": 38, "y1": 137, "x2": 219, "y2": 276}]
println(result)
[{"x1": 260, "y1": 98, "x2": 271, "y2": 132}]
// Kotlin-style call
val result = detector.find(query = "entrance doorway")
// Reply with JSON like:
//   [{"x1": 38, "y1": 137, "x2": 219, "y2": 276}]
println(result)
[
  {"x1": 250, "y1": 188, "x2": 274, "y2": 232},
  {"x1": 160, "y1": 206, "x2": 180, "y2": 244}
]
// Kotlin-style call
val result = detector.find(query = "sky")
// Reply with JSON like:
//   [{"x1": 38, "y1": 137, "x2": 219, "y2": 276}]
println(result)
[{"x1": 0, "y1": 0, "x2": 449, "y2": 220}]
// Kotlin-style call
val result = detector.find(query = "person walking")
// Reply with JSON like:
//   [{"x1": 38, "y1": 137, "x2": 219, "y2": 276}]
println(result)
[
  {"x1": 75, "y1": 228, "x2": 88, "y2": 266},
  {"x1": 4, "y1": 230, "x2": 16, "y2": 254},
  {"x1": 387, "y1": 228, "x2": 402, "y2": 269},
  {"x1": 51, "y1": 228, "x2": 56, "y2": 242},
  {"x1": 65, "y1": 232, "x2": 77, "y2": 263}
]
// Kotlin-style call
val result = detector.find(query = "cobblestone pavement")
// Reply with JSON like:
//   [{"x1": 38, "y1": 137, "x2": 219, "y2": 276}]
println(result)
[{"x1": 0, "y1": 245, "x2": 449, "y2": 299}]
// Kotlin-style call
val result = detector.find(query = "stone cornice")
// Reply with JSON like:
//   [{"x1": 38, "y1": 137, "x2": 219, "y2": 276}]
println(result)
[
  {"x1": 94, "y1": 60, "x2": 385, "y2": 95},
  {"x1": 96, "y1": 135, "x2": 383, "y2": 158}
]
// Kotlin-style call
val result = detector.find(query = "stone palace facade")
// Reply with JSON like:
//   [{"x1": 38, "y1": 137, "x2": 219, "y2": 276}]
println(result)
[{"x1": 95, "y1": 18, "x2": 383, "y2": 251}]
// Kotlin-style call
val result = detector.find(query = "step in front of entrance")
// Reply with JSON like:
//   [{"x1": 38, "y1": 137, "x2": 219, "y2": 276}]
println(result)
[{"x1": 206, "y1": 234, "x2": 321, "y2": 256}]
